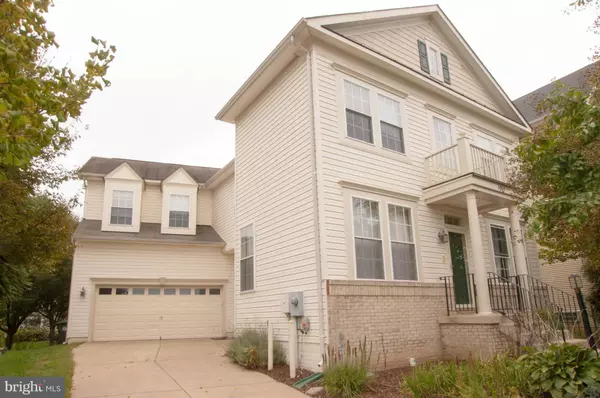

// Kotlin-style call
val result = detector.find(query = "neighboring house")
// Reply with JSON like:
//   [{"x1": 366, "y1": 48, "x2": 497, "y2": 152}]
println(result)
[
  {"x1": 68, "y1": 157, "x2": 234, "y2": 342},
  {"x1": 70, "y1": 5, "x2": 569, "y2": 371},
  {"x1": 513, "y1": 62, "x2": 597, "y2": 294}
]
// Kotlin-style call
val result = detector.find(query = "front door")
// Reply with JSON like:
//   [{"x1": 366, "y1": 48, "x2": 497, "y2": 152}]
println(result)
[{"x1": 449, "y1": 232, "x2": 469, "y2": 305}]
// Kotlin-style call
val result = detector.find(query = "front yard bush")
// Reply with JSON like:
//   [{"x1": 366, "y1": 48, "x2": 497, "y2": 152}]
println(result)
[
  {"x1": 12, "y1": 327, "x2": 49, "y2": 344},
  {"x1": 323, "y1": 338, "x2": 372, "y2": 398},
  {"x1": 226, "y1": 328, "x2": 286, "y2": 369}
]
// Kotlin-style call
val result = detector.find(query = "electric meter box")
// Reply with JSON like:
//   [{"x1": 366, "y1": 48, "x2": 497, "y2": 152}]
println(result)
[{"x1": 281, "y1": 291, "x2": 304, "y2": 317}]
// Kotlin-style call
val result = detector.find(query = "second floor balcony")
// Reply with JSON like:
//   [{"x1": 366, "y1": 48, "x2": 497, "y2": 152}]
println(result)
[{"x1": 423, "y1": 135, "x2": 514, "y2": 212}]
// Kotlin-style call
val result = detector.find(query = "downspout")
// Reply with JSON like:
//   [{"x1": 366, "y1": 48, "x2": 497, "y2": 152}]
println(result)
[{"x1": 291, "y1": 35, "x2": 326, "y2": 365}]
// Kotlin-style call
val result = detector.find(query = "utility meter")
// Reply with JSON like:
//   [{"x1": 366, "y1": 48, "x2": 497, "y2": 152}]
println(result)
[{"x1": 281, "y1": 291, "x2": 304, "y2": 317}]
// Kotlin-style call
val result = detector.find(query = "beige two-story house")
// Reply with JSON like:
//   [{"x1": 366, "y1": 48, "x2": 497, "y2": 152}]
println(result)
[
  {"x1": 68, "y1": 157, "x2": 234, "y2": 342},
  {"x1": 70, "y1": 5, "x2": 583, "y2": 371}
]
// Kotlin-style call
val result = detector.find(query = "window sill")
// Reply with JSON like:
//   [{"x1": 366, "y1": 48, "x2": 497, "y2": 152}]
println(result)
[
  {"x1": 240, "y1": 289, "x2": 256, "y2": 295},
  {"x1": 339, "y1": 137, "x2": 412, "y2": 165}
]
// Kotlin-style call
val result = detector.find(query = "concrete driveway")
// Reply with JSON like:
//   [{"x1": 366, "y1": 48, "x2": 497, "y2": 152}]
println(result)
[{"x1": 71, "y1": 339, "x2": 308, "y2": 398}]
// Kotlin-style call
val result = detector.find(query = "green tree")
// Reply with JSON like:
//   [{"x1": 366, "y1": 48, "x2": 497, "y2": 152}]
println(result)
[
  {"x1": 0, "y1": 0, "x2": 115, "y2": 174},
  {"x1": 0, "y1": 285, "x2": 38, "y2": 349},
  {"x1": 35, "y1": 258, "x2": 72, "y2": 345}
]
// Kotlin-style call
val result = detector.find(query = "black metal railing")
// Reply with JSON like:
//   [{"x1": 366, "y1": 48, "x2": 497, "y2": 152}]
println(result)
[{"x1": 440, "y1": 273, "x2": 477, "y2": 316}]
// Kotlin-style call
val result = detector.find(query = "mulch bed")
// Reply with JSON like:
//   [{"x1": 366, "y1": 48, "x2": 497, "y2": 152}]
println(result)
[{"x1": 259, "y1": 365, "x2": 413, "y2": 397}]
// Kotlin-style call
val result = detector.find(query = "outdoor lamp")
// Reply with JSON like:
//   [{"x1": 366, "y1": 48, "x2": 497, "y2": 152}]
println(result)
[
  {"x1": 80, "y1": 287, "x2": 86, "y2": 297},
  {"x1": 569, "y1": 274, "x2": 583, "y2": 290}
]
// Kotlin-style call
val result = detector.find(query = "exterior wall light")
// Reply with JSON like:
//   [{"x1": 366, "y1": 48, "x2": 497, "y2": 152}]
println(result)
[{"x1": 80, "y1": 287, "x2": 86, "y2": 298}]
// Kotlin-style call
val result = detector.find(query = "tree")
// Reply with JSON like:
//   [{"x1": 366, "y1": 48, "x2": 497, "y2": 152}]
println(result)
[
  {"x1": 0, "y1": 285, "x2": 38, "y2": 349},
  {"x1": 35, "y1": 258, "x2": 71, "y2": 345},
  {"x1": 0, "y1": 0, "x2": 116, "y2": 175}
]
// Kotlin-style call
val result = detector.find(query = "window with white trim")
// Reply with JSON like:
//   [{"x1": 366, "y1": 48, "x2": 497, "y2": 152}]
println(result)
[
  {"x1": 240, "y1": 224, "x2": 254, "y2": 291},
  {"x1": 352, "y1": 198, "x2": 384, "y2": 279},
  {"x1": 110, "y1": 190, "x2": 133, "y2": 225},
  {"x1": 169, "y1": 194, "x2": 190, "y2": 228},
  {"x1": 388, "y1": 204, "x2": 417, "y2": 280},
  {"x1": 378, "y1": 95, "x2": 405, "y2": 153},
  {"x1": 344, "y1": 80, "x2": 372, "y2": 143},
  {"x1": 432, "y1": 116, "x2": 453, "y2": 151},
  {"x1": 427, "y1": 43, "x2": 443, "y2": 80},
  {"x1": 491, "y1": 225, "x2": 511, "y2": 279},
  {"x1": 475, "y1": 133, "x2": 510, "y2": 155}
]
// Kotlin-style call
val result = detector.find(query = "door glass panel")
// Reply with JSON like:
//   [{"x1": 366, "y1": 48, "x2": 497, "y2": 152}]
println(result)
[{"x1": 449, "y1": 232, "x2": 470, "y2": 305}]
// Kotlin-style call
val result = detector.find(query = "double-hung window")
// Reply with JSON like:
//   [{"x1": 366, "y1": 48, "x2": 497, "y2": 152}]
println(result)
[
  {"x1": 110, "y1": 190, "x2": 133, "y2": 225},
  {"x1": 418, "y1": 40, "x2": 451, "y2": 84},
  {"x1": 240, "y1": 224, "x2": 254, "y2": 291},
  {"x1": 378, "y1": 95, "x2": 405, "y2": 153},
  {"x1": 388, "y1": 204, "x2": 417, "y2": 280},
  {"x1": 169, "y1": 194, "x2": 190, "y2": 228},
  {"x1": 491, "y1": 225, "x2": 511, "y2": 279},
  {"x1": 352, "y1": 198, "x2": 384, "y2": 279},
  {"x1": 344, "y1": 80, "x2": 373, "y2": 143}
]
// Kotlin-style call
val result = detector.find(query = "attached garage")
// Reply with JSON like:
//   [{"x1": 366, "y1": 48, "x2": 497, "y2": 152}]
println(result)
[{"x1": 92, "y1": 285, "x2": 224, "y2": 341}]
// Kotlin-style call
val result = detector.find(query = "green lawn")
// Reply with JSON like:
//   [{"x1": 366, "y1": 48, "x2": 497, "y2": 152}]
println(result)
[{"x1": 0, "y1": 342, "x2": 75, "y2": 396}]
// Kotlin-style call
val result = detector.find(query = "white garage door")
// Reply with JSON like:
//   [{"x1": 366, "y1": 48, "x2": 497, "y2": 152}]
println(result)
[{"x1": 93, "y1": 286, "x2": 223, "y2": 341}]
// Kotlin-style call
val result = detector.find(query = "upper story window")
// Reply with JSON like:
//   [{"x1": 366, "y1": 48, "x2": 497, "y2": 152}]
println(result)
[
  {"x1": 344, "y1": 80, "x2": 373, "y2": 143},
  {"x1": 352, "y1": 198, "x2": 384, "y2": 280},
  {"x1": 378, "y1": 95, "x2": 405, "y2": 153},
  {"x1": 474, "y1": 133, "x2": 509, "y2": 155},
  {"x1": 240, "y1": 224, "x2": 255, "y2": 291},
  {"x1": 418, "y1": 40, "x2": 451, "y2": 84},
  {"x1": 388, "y1": 204, "x2": 417, "y2": 281},
  {"x1": 432, "y1": 116, "x2": 453, "y2": 151},
  {"x1": 169, "y1": 194, "x2": 190, "y2": 228},
  {"x1": 110, "y1": 190, "x2": 133, "y2": 225}
]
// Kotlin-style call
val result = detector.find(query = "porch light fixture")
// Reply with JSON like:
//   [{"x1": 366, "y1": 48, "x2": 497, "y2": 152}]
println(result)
[
  {"x1": 80, "y1": 287, "x2": 86, "y2": 298},
  {"x1": 438, "y1": 228, "x2": 449, "y2": 244},
  {"x1": 569, "y1": 274, "x2": 583, "y2": 290}
]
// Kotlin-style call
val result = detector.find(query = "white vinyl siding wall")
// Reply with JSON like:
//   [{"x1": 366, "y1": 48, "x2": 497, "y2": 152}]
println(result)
[
  {"x1": 197, "y1": 189, "x2": 213, "y2": 225},
  {"x1": 67, "y1": 242, "x2": 234, "y2": 340},
  {"x1": 141, "y1": 184, "x2": 162, "y2": 223},
  {"x1": 234, "y1": 56, "x2": 321, "y2": 368},
  {"x1": 83, "y1": 180, "x2": 104, "y2": 220},
  {"x1": 212, "y1": 174, "x2": 235, "y2": 250},
  {"x1": 339, "y1": 20, "x2": 500, "y2": 112}
]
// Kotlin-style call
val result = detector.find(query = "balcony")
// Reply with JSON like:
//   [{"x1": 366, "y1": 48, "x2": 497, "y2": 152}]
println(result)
[{"x1": 423, "y1": 136, "x2": 514, "y2": 212}]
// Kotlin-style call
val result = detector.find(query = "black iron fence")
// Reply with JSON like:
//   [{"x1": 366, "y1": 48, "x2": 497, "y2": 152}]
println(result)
[{"x1": 440, "y1": 273, "x2": 477, "y2": 316}]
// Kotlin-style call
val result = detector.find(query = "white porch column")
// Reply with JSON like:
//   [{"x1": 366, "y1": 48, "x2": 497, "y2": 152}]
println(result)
[
  {"x1": 509, "y1": 203, "x2": 529, "y2": 276},
  {"x1": 466, "y1": 191, "x2": 493, "y2": 315}
]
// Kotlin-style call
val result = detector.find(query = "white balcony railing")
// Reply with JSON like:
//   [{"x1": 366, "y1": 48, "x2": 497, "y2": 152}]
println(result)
[{"x1": 425, "y1": 136, "x2": 507, "y2": 186}]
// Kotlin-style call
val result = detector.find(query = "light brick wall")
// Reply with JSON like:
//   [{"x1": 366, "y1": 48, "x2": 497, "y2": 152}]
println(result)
[
  {"x1": 326, "y1": 280, "x2": 447, "y2": 369},
  {"x1": 439, "y1": 317, "x2": 516, "y2": 360}
]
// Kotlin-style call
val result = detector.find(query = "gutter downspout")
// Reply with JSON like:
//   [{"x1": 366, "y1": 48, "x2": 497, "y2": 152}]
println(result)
[{"x1": 291, "y1": 35, "x2": 326, "y2": 365}]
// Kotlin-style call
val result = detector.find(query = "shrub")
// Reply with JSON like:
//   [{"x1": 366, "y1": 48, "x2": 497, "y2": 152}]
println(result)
[
  {"x1": 13, "y1": 327, "x2": 49, "y2": 343},
  {"x1": 323, "y1": 337, "x2": 372, "y2": 398},
  {"x1": 518, "y1": 343, "x2": 600, "y2": 397},
  {"x1": 226, "y1": 328, "x2": 286, "y2": 369}
]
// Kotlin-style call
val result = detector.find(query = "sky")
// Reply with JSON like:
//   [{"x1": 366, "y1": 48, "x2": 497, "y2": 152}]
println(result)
[{"x1": 45, "y1": 0, "x2": 598, "y2": 215}]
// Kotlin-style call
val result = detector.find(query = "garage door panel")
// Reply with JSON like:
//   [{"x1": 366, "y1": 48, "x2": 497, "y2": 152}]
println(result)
[{"x1": 93, "y1": 286, "x2": 223, "y2": 341}]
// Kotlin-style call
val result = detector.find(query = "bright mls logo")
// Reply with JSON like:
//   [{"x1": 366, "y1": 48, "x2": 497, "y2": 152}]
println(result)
[{"x1": 0, "y1": 377, "x2": 64, "y2": 397}]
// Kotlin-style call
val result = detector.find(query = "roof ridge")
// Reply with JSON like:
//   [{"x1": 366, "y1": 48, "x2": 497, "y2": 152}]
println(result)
[{"x1": 89, "y1": 156, "x2": 222, "y2": 171}]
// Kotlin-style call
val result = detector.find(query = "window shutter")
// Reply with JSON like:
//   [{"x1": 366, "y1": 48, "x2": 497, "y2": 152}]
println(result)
[
  {"x1": 441, "y1": 53, "x2": 451, "y2": 84},
  {"x1": 417, "y1": 40, "x2": 429, "y2": 73}
]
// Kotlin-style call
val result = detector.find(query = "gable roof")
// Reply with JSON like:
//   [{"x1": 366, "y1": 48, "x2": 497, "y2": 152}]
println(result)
[
  {"x1": 216, "y1": 5, "x2": 530, "y2": 133},
  {"x1": 513, "y1": 62, "x2": 598, "y2": 123},
  {"x1": 79, "y1": 157, "x2": 221, "y2": 184}
]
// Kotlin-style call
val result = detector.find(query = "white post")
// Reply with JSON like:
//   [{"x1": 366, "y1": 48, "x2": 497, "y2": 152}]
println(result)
[
  {"x1": 267, "y1": 321, "x2": 273, "y2": 371},
  {"x1": 465, "y1": 191, "x2": 493, "y2": 315},
  {"x1": 509, "y1": 204, "x2": 529, "y2": 276},
  {"x1": 456, "y1": 135, "x2": 474, "y2": 175},
  {"x1": 289, "y1": 319, "x2": 297, "y2": 378}
]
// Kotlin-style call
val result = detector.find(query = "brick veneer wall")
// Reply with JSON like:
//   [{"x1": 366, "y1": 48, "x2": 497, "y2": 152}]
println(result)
[
  {"x1": 439, "y1": 317, "x2": 516, "y2": 360},
  {"x1": 326, "y1": 280, "x2": 447, "y2": 369}
]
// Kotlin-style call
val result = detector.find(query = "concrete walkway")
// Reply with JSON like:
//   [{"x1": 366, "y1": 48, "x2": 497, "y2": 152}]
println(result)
[{"x1": 71, "y1": 339, "x2": 307, "y2": 398}]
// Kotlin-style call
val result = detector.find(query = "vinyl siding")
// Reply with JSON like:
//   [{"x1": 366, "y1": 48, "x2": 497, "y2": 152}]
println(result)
[
  {"x1": 83, "y1": 180, "x2": 104, "y2": 220},
  {"x1": 141, "y1": 184, "x2": 162, "y2": 223},
  {"x1": 235, "y1": 56, "x2": 321, "y2": 369},
  {"x1": 340, "y1": 20, "x2": 500, "y2": 112},
  {"x1": 212, "y1": 174, "x2": 235, "y2": 250},
  {"x1": 67, "y1": 241, "x2": 234, "y2": 340},
  {"x1": 539, "y1": 257, "x2": 588, "y2": 294},
  {"x1": 197, "y1": 189, "x2": 213, "y2": 225},
  {"x1": 312, "y1": 43, "x2": 526, "y2": 284}
]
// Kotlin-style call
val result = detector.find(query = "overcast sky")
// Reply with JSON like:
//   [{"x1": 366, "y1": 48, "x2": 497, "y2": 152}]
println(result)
[{"x1": 46, "y1": 0, "x2": 597, "y2": 214}]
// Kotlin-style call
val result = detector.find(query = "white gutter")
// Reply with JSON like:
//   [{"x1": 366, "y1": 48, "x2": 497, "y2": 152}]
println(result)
[{"x1": 292, "y1": 36, "x2": 326, "y2": 365}]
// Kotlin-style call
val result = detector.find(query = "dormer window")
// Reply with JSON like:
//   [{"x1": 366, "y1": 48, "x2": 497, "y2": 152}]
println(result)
[
  {"x1": 110, "y1": 190, "x2": 133, "y2": 225},
  {"x1": 169, "y1": 194, "x2": 190, "y2": 228}
]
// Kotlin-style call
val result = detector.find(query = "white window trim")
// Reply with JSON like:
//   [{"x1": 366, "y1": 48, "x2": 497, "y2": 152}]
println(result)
[
  {"x1": 350, "y1": 195, "x2": 386, "y2": 281},
  {"x1": 240, "y1": 222, "x2": 256, "y2": 293},
  {"x1": 425, "y1": 39, "x2": 444, "y2": 81},
  {"x1": 488, "y1": 222, "x2": 514, "y2": 277},
  {"x1": 168, "y1": 194, "x2": 191, "y2": 229},
  {"x1": 386, "y1": 201, "x2": 420, "y2": 282},
  {"x1": 473, "y1": 129, "x2": 512, "y2": 155},
  {"x1": 109, "y1": 190, "x2": 134, "y2": 226},
  {"x1": 336, "y1": 72, "x2": 412, "y2": 164},
  {"x1": 427, "y1": 109, "x2": 456, "y2": 153}
]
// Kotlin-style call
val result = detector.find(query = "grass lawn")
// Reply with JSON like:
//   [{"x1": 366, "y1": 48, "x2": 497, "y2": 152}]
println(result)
[{"x1": 0, "y1": 341, "x2": 75, "y2": 397}]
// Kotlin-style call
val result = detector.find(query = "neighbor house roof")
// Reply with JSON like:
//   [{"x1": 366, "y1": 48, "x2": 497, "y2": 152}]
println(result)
[
  {"x1": 79, "y1": 157, "x2": 221, "y2": 183},
  {"x1": 513, "y1": 62, "x2": 598, "y2": 123},
  {"x1": 216, "y1": 5, "x2": 530, "y2": 133},
  {"x1": 74, "y1": 220, "x2": 225, "y2": 245}
]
